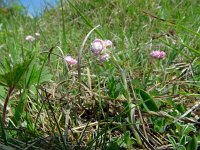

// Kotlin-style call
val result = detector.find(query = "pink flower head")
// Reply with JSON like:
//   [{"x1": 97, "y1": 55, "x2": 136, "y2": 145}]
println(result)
[
  {"x1": 64, "y1": 56, "x2": 78, "y2": 65},
  {"x1": 90, "y1": 39, "x2": 104, "y2": 56},
  {"x1": 25, "y1": 35, "x2": 35, "y2": 42},
  {"x1": 35, "y1": 32, "x2": 40, "y2": 37},
  {"x1": 100, "y1": 53, "x2": 110, "y2": 62},
  {"x1": 103, "y1": 40, "x2": 113, "y2": 48},
  {"x1": 150, "y1": 50, "x2": 166, "y2": 59}
]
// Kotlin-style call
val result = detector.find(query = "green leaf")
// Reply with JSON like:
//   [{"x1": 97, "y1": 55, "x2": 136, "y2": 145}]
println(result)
[
  {"x1": 25, "y1": 63, "x2": 52, "y2": 87},
  {"x1": 175, "y1": 123, "x2": 196, "y2": 136},
  {"x1": 182, "y1": 125, "x2": 195, "y2": 136},
  {"x1": 108, "y1": 77, "x2": 123, "y2": 98},
  {"x1": 123, "y1": 131, "x2": 133, "y2": 149},
  {"x1": 37, "y1": 66, "x2": 52, "y2": 83},
  {"x1": 135, "y1": 89, "x2": 159, "y2": 112},
  {"x1": 132, "y1": 78, "x2": 143, "y2": 89},
  {"x1": 107, "y1": 141, "x2": 120, "y2": 150},
  {"x1": 12, "y1": 90, "x2": 27, "y2": 126},
  {"x1": 176, "y1": 104, "x2": 186, "y2": 113},
  {"x1": 177, "y1": 145, "x2": 186, "y2": 150},
  {"x1": 175, "y1": 24, "x2": 200, "y2": 38},
  {"x1": 168, "y1": 135, "x2": 177, "y2": 148},
  {"x1": 153, "y1": 117, "x2": 167, "y2": 133},
  {"x1": 180, "y1": 136, "x2": 187, "y2": 145},
  {"x1": 186, "y1": 135, "x2": 198, "y2": 150},
  {"x1": 0, "y1": 58, "x2": 33, "y2": 88},
  {"x1": 182, "y1": 43, "x2": 200, "y2": 56},
  {"x1": 0, "y1": 86, "x2": 6, "y2": 99}
]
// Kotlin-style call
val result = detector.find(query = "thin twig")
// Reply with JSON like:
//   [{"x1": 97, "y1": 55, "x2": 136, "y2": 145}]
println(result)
[
  {"x1": 142, "y1": 10, "x2": 175, "y2": 25},
  {"x1": 174, "y1": 101, "x2": 200, "y2": 123},
  {"x1": 133, "y1": 124, "x2": 156, "y2": 150},
  {"x1": 137, "y1": 107, "x2": 149, "y2": 142}
]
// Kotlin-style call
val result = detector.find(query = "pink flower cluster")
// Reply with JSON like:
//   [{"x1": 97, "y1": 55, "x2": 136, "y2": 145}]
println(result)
[
  {"x1": 64, "y1": 56, "x2": 78, "y2": 65},
  {"x1": 100, "y1": 53, "x2": 110, "y2": 62},
  {"x1": 63, "y1": 39, "x2": 112, "y2": 67},
  {"x1": 25, "y1": 35, "x2": 35, "y2": 42},
  {"x1": 90, "y1": 39, "x2": 113, "y2": 62},
  {"x1": 25, "y1": 33, "x2": 40, "y2": 42},
  {"x1": 150, "y1": 50, "x2": 166, "y2": 59}
]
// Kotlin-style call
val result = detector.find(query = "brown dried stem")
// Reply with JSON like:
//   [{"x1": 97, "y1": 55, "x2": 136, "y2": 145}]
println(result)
[{"x1": 2, "y1": 86, "x2": 14, "y2": 126}]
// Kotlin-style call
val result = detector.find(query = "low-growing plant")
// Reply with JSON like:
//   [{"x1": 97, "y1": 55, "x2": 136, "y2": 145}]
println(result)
[{"x1": 0, "y1": 0, "x2": 199, "y2": 149}]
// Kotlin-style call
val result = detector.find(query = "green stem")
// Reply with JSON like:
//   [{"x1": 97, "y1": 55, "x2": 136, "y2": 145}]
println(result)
[{"x1": 60, "y1": 0, "x2": 67, "y2": 48}]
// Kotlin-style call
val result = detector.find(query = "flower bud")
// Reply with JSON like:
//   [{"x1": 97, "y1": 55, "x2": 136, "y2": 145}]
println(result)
[
  {"x1": 103, "y1": 40, "x2": 113, "y2": 48},
  {"x1": 25, "y1": 35, "x2": 35, "y2": 42},
  {"x1": 150, "y1": 50, "x2": 166, "y2": 59},
  {"x1": 90, "y1": 39, "x2": 104, "y2": 56},
  {"x1": 99, "y1": 53, "x2": 110, "y2": 62},
  {"x1": 64, "y1": 56, "x2": 78, "y2": 65}
]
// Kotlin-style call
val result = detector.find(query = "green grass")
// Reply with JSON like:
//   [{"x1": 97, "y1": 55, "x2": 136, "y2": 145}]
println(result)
[{"x1": 0, "y1": 0, "x2": 200, "y2": 149}]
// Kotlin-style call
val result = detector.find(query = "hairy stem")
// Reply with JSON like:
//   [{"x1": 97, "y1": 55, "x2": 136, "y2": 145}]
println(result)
[{"x1": 2, "y1": 87, "x2": 14, "y2": 126}]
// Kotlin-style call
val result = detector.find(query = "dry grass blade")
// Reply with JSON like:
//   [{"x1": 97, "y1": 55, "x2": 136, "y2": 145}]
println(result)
[{"x1": 174, "y1": 101, "x2": 200, "y2": 123}]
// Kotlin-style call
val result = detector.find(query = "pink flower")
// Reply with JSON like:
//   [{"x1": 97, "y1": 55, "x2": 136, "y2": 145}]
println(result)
[
  {"x1": 150, "y1": 50, "x2": 166, "y2": 59},
  {"x1": 64, "y1": 56, "x2": 78, "y2": 65},
  {"x1": 90, "y1": 39, "x2": 104, "y2": 56},
  {"x1": 25, "y1": 35, "x2": 35, "y2": 42},
  {"x1": 103, "y1": 40, "x2": 113, "y2": 48},
  {"x1": 100, "y1": 53, "x2": 110, "y2": 62}
]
